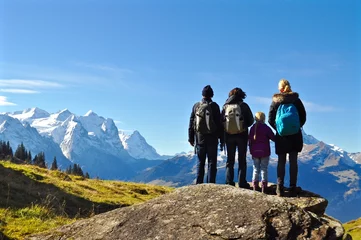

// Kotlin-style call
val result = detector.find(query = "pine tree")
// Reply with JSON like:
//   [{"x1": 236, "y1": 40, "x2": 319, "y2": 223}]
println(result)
[
  {"x1": 77, "y1": 164, "x2": 84, "y2": 177},
  {"x1": 72, "y1": 164, "x2": 78, "y2": 175},
  {"x1": 32, "y1": 155, "x2": 38, "y2": 165},
  {"x1": 50, "y1": 156, "x2": 58, "y2": 170},
  {"x1": 33, "y1": 152, "x2": 46, "y2": 168},
  {"x1": 24, "y1": 150, "x2": 28, "y2": 162},
  {"x1": 15, "y1": 143, "x2": 25, "y2": 161},
  {"x1": 6, "y1": 141, "x2": 11, "y2": 156},
  {"x1": 65, "y1": 165, "x2": 72, "y2": 174},
  {"x1": 85, "y1": 172, "x2": 90, "y2": 179},
  {"x1": 0, "y1": 141, "x2": 6, "y2": 155},
  {"x1": 27, "y1": 151, "x2": 32, "y2": 163}
]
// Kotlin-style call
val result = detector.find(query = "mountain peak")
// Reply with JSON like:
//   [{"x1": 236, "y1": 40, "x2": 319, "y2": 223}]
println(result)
[
  {"x1": 131, "y1": 130, "x2": 142, "y2": 138},
  {"x1": 10, "y1": 107, "x2": 50, "y2": 122},
  {"x1": 84, "y1": 110, "x2": 98, "y2": 117},
  {"x1": 24, "y1": 107, "x2": 49, "y2": 115},
  {"x1": 53, "y1": 109, "x2": 73, "y2": 121},
  {"x1": 302, "y1": 129, "x2": 319, "y2": 145}
]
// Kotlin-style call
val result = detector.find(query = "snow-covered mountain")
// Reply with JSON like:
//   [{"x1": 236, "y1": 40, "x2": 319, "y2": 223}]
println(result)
[
  {"x1": 0, "y1": 114, "x2": 71, "y2": 168},
  {"x1": 349, "y1": 152, "x2": 361, "y2": 164},
  {"x1": 119, "y1": 130, "x2": 171, "y2": 160},
  {"x1": 10, "y1": 107, "x2": 50, "y2": 123},
  {"x1": 5, "y1": 108, "x2": 150, "y2": 179}
]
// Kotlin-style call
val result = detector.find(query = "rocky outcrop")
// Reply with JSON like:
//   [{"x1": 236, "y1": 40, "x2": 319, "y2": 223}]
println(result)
[{"x1": 28, "y1": 184, "x2": 345, "y2": 240}]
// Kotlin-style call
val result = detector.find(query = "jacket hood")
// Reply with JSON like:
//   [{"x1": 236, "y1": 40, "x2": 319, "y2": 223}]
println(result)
[
  {"x1": 201, "y1": 97, "x2": 212, "y2": 103},
  {"x1": 272, "y1": 92, "x2": 299, "y2": 104},
  {"x1": 224, "y1": 95, "x2": 243, "y2": 105}
]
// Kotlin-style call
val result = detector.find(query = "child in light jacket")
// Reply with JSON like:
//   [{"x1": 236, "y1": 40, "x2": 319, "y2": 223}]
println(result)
[{"x1": 249, "y1": 112, "x2": 275, "y2": 193}]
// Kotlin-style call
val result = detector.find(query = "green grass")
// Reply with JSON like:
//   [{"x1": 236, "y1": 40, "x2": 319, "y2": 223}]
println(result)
[
  {"x1": 0, "y1": 160, "x2": 173, "y2": 239},
  {"x1": 343, "y1": 217, "x2": 361, "y2": 240}
]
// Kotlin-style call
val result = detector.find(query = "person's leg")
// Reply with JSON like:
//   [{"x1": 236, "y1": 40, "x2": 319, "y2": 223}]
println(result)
[
  {"x1": 196, "y1": 144, "x2": 206, "y2": 184},
  {"x1": 207, "y1": 138, "x2": 218, "y2": 183},
  {"x1": 260, "y1": 157, "x2": 270, "y2": 193},
  {"x1": 289, "y1": 152, "x2": 299, "y2": 197},
  {"x1": 237, "y1": 137, "x2": 248, "y2": 188},
  {"x1": 277, "y1": 153, "x2": 287, "y2": 196},
  {"x1": 289, "y1": 152, "x2": 298, "y2": 187},
  {"x1": 252, "y1": 157, "x2": 261, "y2": 190},
  {"x1": 225, "y1": 138, "x2": 236, "y2": 186},
  {"x1": 260, "y1": 157, "x2": 269, "y2": 182}
]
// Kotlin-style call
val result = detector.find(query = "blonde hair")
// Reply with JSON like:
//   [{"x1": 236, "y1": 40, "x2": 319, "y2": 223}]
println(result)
[
  {"x1": 253, "y1": 112, "x2": 266, "y2": 140},
  {"x1": 279, "y1": 79, "x2": 292, "y2": 93}
]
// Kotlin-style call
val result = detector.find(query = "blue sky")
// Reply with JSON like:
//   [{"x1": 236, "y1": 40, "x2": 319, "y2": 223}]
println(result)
[{"x1": 0, "y1": 0, "x2": 360, "y2": 155}]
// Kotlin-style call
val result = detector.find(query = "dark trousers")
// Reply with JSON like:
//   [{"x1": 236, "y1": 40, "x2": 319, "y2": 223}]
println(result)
[
  {"x1": 225, "y1": 136, "x2": 248, "y2": 186},
  {"x1": 196, "y1": 138, "x2": 218, "y2": 184},
  {"x1": 277, "y1": 152, "x2": 298, "y2": 187}
]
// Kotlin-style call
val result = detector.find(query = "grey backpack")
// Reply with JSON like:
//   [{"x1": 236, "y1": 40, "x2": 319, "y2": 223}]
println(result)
[
  {"x1": 194, "y1": 101, "x2": 217, "y2": 134},
  {"x1": 223, "y1": 103, "x2": 245, "y2": 134}
]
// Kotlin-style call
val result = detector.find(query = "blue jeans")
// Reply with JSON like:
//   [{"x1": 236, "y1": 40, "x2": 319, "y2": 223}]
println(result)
[{"x1": 252, "y1": 157, "x2": 269, "y2": 182}]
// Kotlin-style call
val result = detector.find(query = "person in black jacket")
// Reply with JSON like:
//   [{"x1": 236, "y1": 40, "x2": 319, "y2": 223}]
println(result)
[
  {"x1": 188, "y1": 85, "x2": 224, "y2": 184},
  {"x1": 268, "y1": 79, "x2": 306, "y2": 197},
  {"x1": 222, "y1": 88, "x2": 254, "y2": 188}
]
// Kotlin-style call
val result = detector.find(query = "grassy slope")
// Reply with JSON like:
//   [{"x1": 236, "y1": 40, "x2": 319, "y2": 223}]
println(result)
[
  {"x1": 0, "y1": 160, "x2": 173, "y2": 240},
  {"x1": 343, "y1": 217, "x2": 361, "y2": 240}
]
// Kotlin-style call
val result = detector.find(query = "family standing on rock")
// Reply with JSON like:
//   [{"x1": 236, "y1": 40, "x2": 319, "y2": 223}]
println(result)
[{"x1": 188, "y1": 79, "x2": 307, "y2": 197}]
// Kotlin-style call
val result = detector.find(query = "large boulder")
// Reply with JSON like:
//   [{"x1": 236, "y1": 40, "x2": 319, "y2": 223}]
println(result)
[{"x1": 28, "y1": 184, "x2": 344, "y2": 240}]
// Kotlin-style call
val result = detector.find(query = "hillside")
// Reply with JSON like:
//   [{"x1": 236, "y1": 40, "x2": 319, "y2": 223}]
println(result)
[
  {"x1": 344, "y1": 217, "x2": 361, "y2": 240},
  {"x1": 0, "y1": 160, "x2": 172, "y2": 240}
]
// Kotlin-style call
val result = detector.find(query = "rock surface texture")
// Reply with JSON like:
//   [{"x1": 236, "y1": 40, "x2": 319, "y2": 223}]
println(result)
[{"x1": 28, "y1": 184, "x2": 345, "y2": 240}]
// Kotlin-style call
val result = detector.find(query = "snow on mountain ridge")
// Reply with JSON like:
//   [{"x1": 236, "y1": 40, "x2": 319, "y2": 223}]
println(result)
[
  {"x1": 0, "y1": 114, "x2": 71, "y2": 168},
  {"x1": 119, "y1": 130, "x2": 169, "y2": 160},
  {"x1": 10, "y1": 107, "x2": 50, "y2": 122}
]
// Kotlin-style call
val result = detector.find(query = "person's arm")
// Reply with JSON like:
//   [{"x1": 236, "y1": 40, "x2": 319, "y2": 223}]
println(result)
[
  {"x1": 268, "y1": 101, "x2": 277, "y2": 131},
  {"x1": 219, "y1": 105, "x2": 225, "y2": 146},
  {"x1": 188, "y1": 104, "x2": 196, "y2": 146},
  {"x1": 213, "y1": 103, "x2": 224, "y2": 145},
  {"x1": 267, "y1": 125, "x2": 276, "y2": 142},
  {"x1": 248, "y1": 126, "x2": 254, "y2": 148},
  {"x1": 295, "y1": 98, "x2": 306, "y2": 127},
  {"x1": 242, "y1": 102, "x2": 254, "y2": 127}
]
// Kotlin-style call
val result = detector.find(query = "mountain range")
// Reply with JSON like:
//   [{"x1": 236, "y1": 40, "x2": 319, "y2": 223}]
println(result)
[{"x1": 0, "y1": 107, "x2": 360, "y2": 222}]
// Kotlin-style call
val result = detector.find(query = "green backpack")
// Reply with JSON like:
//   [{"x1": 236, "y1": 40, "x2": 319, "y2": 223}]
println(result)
[{"x1": 194, "y1": 101, "x2": 217, "y2": 134}]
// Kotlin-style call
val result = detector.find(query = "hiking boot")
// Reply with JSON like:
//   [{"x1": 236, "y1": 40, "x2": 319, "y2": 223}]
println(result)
[
  {"x1": 252, "y1": 181, "x2": 260, "y2": 191},
  {"x1": 239, "y1": 182, "x2": 251, "y2": 189},
  {"x1": 226, "y1": 181, "x2": 235, "y2": 186},
  {"x1": 261, "y1": 181, "x2": 268, "y2": 194},
  {"x1": 276, "y1": 184, "x2": 284, "y2": 197},
  {"x1": 289, "y1": 186, "x2": 299, "y2": 197}
]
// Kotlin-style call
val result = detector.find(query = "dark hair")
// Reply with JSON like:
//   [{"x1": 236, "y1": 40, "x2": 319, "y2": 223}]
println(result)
[{"x1": 228, "y1": 87, "x2": 246, "y2": 99}]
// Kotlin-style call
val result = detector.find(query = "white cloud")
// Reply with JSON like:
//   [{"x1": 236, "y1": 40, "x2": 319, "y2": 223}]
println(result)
[
  {"x1": 0, "y1": 79, "x2": 63, "y2": 89},
  {"x1": 114, "y1": 120, "x2": 124, "y2": 125},
  {"x1": 303, "y1": 101, "x2": 337, "y2": 112},
  {"x1": 0, "y1": 96, "x2": 16, "y2": 106},
  {"x1": 73, "y1": 62, "x2": 133, "y2": 74},
  {"x1": 0, "y1": 62, "x2": 134, "y2": 90},
  {"x1": 0, "y1": 89, "x2": 40, "y2": 94},
  {"x1": 250, "y1": 96, "x2": 272, "y2": 105}
]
